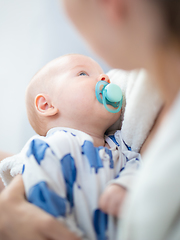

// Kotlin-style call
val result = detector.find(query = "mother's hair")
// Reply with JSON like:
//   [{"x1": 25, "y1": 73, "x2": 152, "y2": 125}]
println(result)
[{"x1": 154, "y1": 0, "x2": 180, "y2": 41}]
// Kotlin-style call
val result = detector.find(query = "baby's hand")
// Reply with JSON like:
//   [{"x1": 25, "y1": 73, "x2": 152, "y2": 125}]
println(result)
[{"x1": 99, "y1": 184, "x2": 127, "y2": 217}]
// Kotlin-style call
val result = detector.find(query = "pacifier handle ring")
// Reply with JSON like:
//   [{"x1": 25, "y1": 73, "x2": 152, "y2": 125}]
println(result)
[
  {"x1": 102, "y1": 91, "x2": 123, "y2": 113},
  {"x1": 95, "y1": 80, "x2": 123, "y2": 113},
  {"x1": 95, "y1": 81, "x2": 109, "y2": 104}
]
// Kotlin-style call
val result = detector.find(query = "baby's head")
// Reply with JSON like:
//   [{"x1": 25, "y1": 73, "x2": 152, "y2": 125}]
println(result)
[{"x1": 26, "y1": 54, "x2": 121, "y2": 136}]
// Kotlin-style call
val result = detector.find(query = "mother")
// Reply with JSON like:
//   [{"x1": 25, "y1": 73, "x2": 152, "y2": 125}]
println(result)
[
  {"x1": 0, "y1": 0, "x2": 180, "y2": 239},
  {"x1": 61, "y1": 0, "x2": 180, "y2": 239}
]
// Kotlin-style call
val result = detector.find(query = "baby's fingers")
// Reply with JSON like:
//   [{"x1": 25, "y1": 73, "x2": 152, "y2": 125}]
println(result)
[{"x1": 99, "y1": 184, "x2": 127, "y2": 217}]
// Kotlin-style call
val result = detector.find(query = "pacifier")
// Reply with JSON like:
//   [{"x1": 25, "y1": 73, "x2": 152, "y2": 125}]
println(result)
[{"x1": 95, "y1": 80, "x2": 123, "y2": 113}]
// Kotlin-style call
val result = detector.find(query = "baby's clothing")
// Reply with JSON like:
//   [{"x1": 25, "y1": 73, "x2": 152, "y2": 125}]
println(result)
[{"x1": 0, "y1": 127, "x2": 141, "y2": 240}]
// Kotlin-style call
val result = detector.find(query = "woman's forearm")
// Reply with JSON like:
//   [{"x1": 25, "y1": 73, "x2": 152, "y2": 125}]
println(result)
[
  {"x1": 0, "y1": 151, "x2": 13, "y2": 191},
  {"x1": 0, "y1": 150, "x2": 12, "y2": 162}
]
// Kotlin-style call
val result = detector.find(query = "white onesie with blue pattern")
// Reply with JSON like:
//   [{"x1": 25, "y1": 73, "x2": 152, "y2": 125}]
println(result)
[{"x1": 22, "y1": 127, "x2": 141, "y2": 240}]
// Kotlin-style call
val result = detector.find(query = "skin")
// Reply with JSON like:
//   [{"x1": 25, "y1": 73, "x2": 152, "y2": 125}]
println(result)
[
  {"x1": 0, "y1": 151, "x2": 12, "y2": 162},
  {"x1": 62, "y1": 0, "x2": 180, "y2": 216},
  {"x1": 0, "y1": 151, "x2": 12, "y2": 192},
  {"x1": 61, "y1": 0, "x2": 165, "y2": 70},
  {"x1": 99, "y1": 184, "x2": 126, "y2": 216}
]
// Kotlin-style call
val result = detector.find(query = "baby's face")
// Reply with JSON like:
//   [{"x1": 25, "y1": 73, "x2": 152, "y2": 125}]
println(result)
[{"x1": 51, "y1": 54, "x2": 121, "y2": 129}]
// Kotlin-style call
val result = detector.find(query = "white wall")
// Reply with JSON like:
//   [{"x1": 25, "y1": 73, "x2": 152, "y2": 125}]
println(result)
[{"x1": 0, "y1": 0, "x2": 110, "y2": 154}]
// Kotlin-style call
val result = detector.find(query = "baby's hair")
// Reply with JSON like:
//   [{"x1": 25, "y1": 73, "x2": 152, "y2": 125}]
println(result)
[
  {"x1": 26, "y1": 65, "x2": 50, "y2": 135},
  {"x1": 26, "y1": 56, "x2": 65, "y2": 135}
]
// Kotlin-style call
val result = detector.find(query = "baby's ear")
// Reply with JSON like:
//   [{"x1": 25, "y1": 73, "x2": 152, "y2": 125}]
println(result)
[{"x1": 35, "y1": 94, "x2": 58, "y2": 116}]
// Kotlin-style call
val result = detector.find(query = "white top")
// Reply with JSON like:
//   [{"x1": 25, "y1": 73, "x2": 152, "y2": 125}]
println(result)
[{"x1": 118, "y1": 92, "x2": 180, "y2": 240}]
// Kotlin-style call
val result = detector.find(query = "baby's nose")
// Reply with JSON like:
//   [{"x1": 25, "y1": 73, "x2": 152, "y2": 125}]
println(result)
[{"x1": 98, "y1": 74, "x2": 110, "y2": 83}]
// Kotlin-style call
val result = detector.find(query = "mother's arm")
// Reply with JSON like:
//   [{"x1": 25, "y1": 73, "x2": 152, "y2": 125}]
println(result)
[
  {"x1": 0, "y1": 175, "x2": 81, "y2": 240},
  {"x1": 0, "y1": 151, "x2": 12, "y2": 192},
  {"x1": 0, "y1": 150, "x2": 81, "y2": 240},
  {"x1": 0, "y1": 150, "x2": 12, "y2": 161}
]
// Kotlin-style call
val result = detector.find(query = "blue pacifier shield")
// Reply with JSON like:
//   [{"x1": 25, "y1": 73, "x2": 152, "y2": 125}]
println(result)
[{"x1": 95, "y1": 81, "x2": 123, "y2": 113}]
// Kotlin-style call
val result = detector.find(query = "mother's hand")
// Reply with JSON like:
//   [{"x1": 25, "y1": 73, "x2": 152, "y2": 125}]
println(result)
[{"x1": 0, "y1": 175, "x2": 80, "y2": 240}]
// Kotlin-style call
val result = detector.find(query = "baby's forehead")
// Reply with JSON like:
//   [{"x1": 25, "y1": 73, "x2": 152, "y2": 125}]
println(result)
[
  {"x1": 35, "y1": 54, "x2": 103, "y2": 85},
  {"x1": 53, "y1": 54, "x2": 103, "y2": 73},
  {"x1": 58, "y1": 54, "x2": 92, "y2": 67}
]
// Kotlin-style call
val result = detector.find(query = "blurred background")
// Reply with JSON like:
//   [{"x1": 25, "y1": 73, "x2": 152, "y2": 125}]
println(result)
[{"x1": 0, "y1": 0, "x2": 110, "y2": 154}]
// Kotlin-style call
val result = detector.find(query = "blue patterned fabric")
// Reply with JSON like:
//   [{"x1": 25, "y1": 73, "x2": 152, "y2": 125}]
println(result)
[
  {"x1": 28, "y1": 181, "x2": 66, "y2": 217},
  {"x1": 93, "y1": 209, "x2": 108, "y2": 240},
  {"x1": 82, "y1": 141, "x2": 104, "y2": 173},
  {"x1": 22, "y1": 127, "x2": 141, "y2": 240},
  {"x1": 27, "y1": 139, "x2": 49, "y2": 164},
  {"x1": 60, "y1": 154, "x2": 77, "y2": 208}
]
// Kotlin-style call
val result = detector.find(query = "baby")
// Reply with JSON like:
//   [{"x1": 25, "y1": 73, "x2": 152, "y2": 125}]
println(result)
[{"x1": 0, "y1": 54, "x2": 141, "y2": 240}]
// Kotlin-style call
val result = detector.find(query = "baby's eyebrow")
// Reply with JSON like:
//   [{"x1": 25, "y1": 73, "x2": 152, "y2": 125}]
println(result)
[{"x1": 70, "y1": 64, "x2": 88, "y2": 70}]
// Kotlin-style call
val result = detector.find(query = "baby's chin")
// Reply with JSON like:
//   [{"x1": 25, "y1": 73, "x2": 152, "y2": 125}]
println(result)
[
  {"x1": 108, "y1": 108, "x2": 121, "y2": 121},
  {"x1": 105, "y1": 118, "x2": 121, "y2": 134},
  {"x1": 104, "y1": 110, "x2": 121, "y2": 130}
]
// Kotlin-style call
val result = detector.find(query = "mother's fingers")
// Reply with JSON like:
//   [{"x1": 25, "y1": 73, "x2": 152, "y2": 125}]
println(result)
[
  {"x1": 0, "y1": 175, "x2": 81, "y2": 240},
  {"x1": 42, "y1": 216, "x2": 81, "y2": 240},
  {"x1": 6, "y1": 174, "x2": 25, "y2": 194},
  {"x1": 1, "y1": 175, "x2": 25, "y2": 201}
]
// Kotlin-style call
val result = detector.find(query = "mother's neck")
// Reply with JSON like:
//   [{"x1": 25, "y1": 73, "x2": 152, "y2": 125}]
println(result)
[
  {"x1": 140, "y1": 45, "x2": 180, "y2": 155},
  {"x1": 149, "y1": 44, "x2": 180, "y2": 108}
]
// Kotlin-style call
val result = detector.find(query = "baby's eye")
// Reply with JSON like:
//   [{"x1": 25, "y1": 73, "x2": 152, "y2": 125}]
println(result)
[{"x1": 78, "y1": 71, "x2": 88, "y2": 76}]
